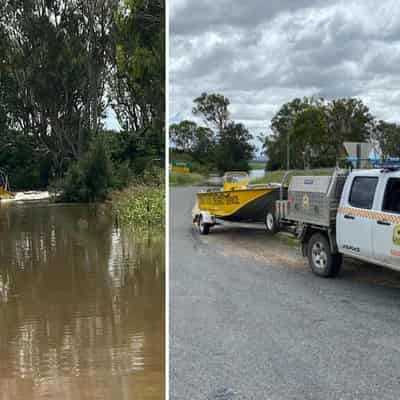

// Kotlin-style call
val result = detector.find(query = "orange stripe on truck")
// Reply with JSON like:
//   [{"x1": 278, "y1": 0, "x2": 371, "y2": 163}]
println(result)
[{"x1": 338, "y1": 207, "x2": 400, "y2": 224}]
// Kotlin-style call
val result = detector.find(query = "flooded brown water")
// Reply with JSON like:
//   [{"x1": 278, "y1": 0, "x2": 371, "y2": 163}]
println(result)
[{"x1": 0, "y1": 201, "x2": 164, "y2": 400}]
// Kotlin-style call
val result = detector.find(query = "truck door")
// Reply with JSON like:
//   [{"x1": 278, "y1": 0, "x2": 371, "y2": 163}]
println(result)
[
  {"x1": 372, "y1": 177, "x2": 400, "y2": 268},
  {"x1": 337, "y1": 176, "x2": 378, "y2": 259}
]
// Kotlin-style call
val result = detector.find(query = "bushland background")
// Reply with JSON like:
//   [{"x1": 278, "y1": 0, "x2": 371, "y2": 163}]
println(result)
[
  {"x1": 0, "y1": 0, "x2": 164, "y2": 223},
  {"x1": 170, "y1": 92, "x2": 400, "y2": 184}
]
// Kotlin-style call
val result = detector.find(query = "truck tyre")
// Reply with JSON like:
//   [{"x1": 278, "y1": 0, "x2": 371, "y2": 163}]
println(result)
[
  {"x1": 307, "y1": 233, "x2": 342, "y2": 278},
  {"x1": 198, "y1": 215, "x2": 210, "y2": 235},
  {"x1": 265, "y1": 211, "x2": 278, "y2": 234}
]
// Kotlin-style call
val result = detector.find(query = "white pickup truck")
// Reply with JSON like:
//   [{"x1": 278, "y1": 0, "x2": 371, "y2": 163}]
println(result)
[{"x1": 275, "y1": 167, "x2": 400, "y2": 277}]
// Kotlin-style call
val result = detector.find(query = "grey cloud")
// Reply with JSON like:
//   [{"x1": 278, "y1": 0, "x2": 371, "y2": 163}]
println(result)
[
  {"x1": 365, "y1": 45, "x2": 400, "y2": 77},
  {"x1": 172, "y1": 0, "x2": 328, "y2": 36},
  {"x1": 170, "y1": 0, "x2": 400, "y2": 141}
]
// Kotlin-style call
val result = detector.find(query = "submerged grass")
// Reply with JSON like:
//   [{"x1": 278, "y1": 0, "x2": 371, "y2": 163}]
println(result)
[
  {"x1": 112, "y1": 183, "x2": 165, "y2": 227},
  {"x1": 170, "y1": 172, "x2": 205, "y2": 186}
]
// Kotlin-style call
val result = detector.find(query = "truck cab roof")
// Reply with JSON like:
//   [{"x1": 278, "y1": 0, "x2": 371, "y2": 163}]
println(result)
[{"x1": 349, "y1": 168, "x2": 400, "y2": 178}]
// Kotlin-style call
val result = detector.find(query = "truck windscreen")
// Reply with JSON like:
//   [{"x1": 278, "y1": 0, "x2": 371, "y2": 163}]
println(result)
[{"x1": 383, "y1": 178, "x2": 400, "y2": 213}]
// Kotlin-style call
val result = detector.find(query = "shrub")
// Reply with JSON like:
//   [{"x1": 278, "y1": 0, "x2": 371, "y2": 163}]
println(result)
[
  {"x1": 112, "y1": 183, "x2": 165, "y2": 226},
  {"x1": 54, "y1": 135, "x2": 115, "y2": 202}
]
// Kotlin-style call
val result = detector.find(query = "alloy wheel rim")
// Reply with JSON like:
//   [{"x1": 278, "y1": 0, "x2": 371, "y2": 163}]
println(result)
[{"x1": 312, "y1": 241, "x2": 328, "y2": 269}]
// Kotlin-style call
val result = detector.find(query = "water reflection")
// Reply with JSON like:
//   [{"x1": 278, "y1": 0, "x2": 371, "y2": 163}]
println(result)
[
  {"x1": 249, "y1": 169, "x2": 265, "y2": 180},
  {"x1": 0, "y1": 201, "x2": 164, "y2": 400}
]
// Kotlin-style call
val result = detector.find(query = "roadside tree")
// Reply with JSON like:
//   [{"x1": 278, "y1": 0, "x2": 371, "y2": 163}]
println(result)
[
  {"x1": 192, "y1": 92, "x2": 230, "y2": 133},
  {"x1": 374, "y1": 121, "x2": 400, "y2": 159},
  {"x1": 216, "y1": 122, "x2": 254, "y2": 172}
]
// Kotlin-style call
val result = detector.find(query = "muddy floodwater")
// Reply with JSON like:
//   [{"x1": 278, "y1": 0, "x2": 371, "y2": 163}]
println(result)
[{"x1": 0, "y1": 201, "x2": 164, "y2": 400}]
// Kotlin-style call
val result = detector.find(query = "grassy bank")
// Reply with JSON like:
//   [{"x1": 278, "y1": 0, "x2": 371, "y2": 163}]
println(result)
[
  {"x1": 251, "y1": 168, "x2": 334, "y2": 184},
  {"x1": 112, "y1": 183, "x2": 165, "y2": 226},
  {"x1": 248, "y1": 162, "x2": 266, "y2": 170},
  {"x1": 170, "y1": 172, "x2": 205, "y2": 186}
]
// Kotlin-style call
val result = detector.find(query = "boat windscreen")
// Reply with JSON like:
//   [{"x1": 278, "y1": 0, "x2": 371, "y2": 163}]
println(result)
[{"x1": 223, "y1": 172, "x2": 249, "y2": 183}]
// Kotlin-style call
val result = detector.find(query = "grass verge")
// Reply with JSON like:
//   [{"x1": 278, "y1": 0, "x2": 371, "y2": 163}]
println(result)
[
  {"x1": 248, "y1": 162, "x2": 266, "y2": 170},
  {"x1": 170, "y1": 172, "x2": 205, "y2": 186},
  {"x1": 251, "y1": 168, "x2": 334, "y2": 184}
]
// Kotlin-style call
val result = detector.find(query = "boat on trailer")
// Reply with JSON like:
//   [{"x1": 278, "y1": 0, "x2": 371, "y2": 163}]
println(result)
[{"x1": 192, "y1": 171, "x2": 283, "y2": 234}]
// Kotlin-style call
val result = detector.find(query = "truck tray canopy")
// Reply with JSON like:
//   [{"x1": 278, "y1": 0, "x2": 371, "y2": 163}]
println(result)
[{"x1": 285, "y1": 171, "x2": 347, "y2": 227}]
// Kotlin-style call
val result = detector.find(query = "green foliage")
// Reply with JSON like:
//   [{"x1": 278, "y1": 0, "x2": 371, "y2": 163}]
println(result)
[
  {"x1": 113, "y1": 0, "x2": 165, "y2": 137},
  {"x1": 112, "y1": 0, "x2": 165, "y2": 165},
  {"x1": 51, "y1": 130, "x2": 164, "y2": 203},
  {"x1": 55, "y1": 136, "x2": 115, "y2": 202},
  {"x1": 172, "y1": 94, "x2": 386, "y2": 176},
  {"x1": 193, "y1": 92, "x2": 230, "y2": 131},
  {"x1": 170, "y1": 120, "x2": 215, "y2": 164},
  {"x1": 326, "y1": 98, "x2": 374, "y2": 145},
  {"x1": 105, "y1": 127, "x2": 163, "y2": 175},
  {"x1": 266, "y1": 98, "x2": 321, "y2": 170},
  {"x1": 264, "y1": 97, "x2": 375, "y2": 170},
  {"x1": 112, "y1": 183, "x2": 165, "y2": 226},
  {"x1": 170, "y1": 120, "x2": 198, "y2": 152},
  {"x1": 0, "y1": 0, "x2": 117, "y2": 172},
  {"x1": 0, "y1": 0, "x2": 164, "y2": 200},
  {"x1": 141, "y1": 164, "x2": 164, "y2": 185},
  {"x1": 290, "y1": 105, "x2": 333, "y2": 168},
  {"x1": 216, "y1": 122, "x2": 254, "y2": 172},
  {"x1": 170, "y1": 93, "x2": 254, "y2": 174},
  {"x1": 0, "y1": 129, "x2": 50, "y2": 189},
  {"x1": 374, "y1": 121, "x2": 400, "y2": 159}
]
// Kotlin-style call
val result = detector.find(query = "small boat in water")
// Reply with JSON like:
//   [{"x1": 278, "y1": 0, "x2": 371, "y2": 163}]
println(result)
[{"x1": 193, "y1": 171, "x2": 282, "y2": 234}]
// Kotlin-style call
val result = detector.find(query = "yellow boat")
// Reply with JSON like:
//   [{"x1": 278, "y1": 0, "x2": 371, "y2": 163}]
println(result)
[
  {"x1": 193, "y1": 172, "x2": 282, "y2": 234},
  {"x1": 0, "y1": 170, "x2": 15, "y2": 200}
]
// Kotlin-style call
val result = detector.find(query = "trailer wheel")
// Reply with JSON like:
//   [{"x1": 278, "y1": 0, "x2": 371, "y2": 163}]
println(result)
[
  {"x1": 265, "y1": 211, "x2": 278, "y2": 234},
  {"x1": 198, "y1": 215, "x2": 210, "y2": 235},
  {"x1": 307, "y1": 233, "x2": 342, "y2": 278}
]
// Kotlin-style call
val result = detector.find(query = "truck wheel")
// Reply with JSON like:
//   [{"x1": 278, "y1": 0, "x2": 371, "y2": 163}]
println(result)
[
  {"x1": 307, "y1": 233, "x2": 342, "y2": 278},
  {"x1": 198, "y1": 215, "x2": 210, "y2": 235},
  {"x1": 265, "y1": 211, "x2": 278, "y2": 234}
]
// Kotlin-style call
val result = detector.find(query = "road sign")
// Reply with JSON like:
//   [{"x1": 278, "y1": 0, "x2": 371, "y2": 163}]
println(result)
[{"x1": 172, "y1": 161, "x2": 191, "y2": 173}]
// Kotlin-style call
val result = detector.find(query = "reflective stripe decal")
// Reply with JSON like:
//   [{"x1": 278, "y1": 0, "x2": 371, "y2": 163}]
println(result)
[{"x1": 338, "y1": 207, "x2": 400, "y2": 224}]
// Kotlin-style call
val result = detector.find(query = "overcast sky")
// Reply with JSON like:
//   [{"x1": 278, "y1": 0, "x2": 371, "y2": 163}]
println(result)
[{"x1": 170, "y1": 0, "x2": 400, "y2": 150}]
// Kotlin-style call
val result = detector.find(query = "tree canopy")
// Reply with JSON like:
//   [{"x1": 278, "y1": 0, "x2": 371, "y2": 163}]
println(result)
[
  {"x1": 172, "y1": 94, "x2": 399, "y2": 174},
  {"x1": 171, "y1": 93, "x2": 254, "y2": 173},
  {"x1": 264, "y1": 97, "x2": 377, "y2": 170},
  {"x1": 0, "y1": 0, "x2": 164, "y2": 193},
  {"x1": 374, "y1": 121, "x2": 400, "y2": 160},
  {"x1": 192, "y1": 92, "x2": 230, "y2": 132}
]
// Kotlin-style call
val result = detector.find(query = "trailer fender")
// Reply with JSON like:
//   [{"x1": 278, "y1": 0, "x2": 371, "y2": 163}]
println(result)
[{"x1": 193, "y1": 211, "x2": 215, "y2": 225}]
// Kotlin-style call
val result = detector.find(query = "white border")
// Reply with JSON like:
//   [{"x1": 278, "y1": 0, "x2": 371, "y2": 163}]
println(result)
[{"x1": 165, "y1": 0, "x2": 170, "y2": 396}]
